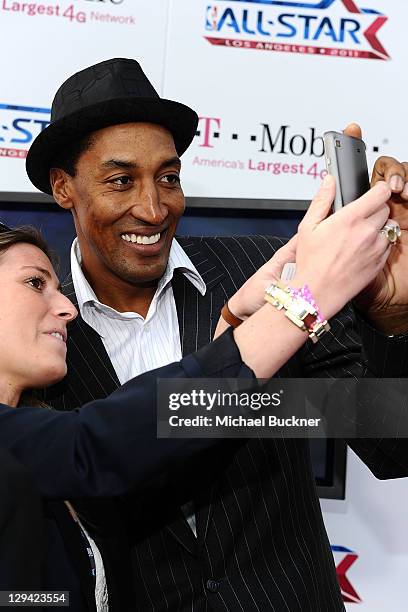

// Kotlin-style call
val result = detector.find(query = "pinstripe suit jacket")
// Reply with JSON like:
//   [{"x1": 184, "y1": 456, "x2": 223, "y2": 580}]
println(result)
[{"x1": 46, "y1": 235, "x2": 408, "y2": 612}]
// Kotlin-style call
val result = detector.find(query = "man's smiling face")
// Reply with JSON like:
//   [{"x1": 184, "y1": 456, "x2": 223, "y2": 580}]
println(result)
[{"x1": 56, "y1": 122, "x2": 185, "y2": 289}]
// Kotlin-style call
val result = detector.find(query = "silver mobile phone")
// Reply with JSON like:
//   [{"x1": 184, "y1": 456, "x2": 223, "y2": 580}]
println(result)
[{"x1": 323, "y1": 131, "x2": 370, "y2": 211}]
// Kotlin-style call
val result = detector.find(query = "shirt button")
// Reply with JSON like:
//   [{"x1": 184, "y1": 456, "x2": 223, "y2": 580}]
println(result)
[{"x1": 206, "y1": 579, "x2": 220, "y2": 593}]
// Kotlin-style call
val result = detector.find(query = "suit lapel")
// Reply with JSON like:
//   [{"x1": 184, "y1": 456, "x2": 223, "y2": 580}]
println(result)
[
  {"x1": 172, "y1": 238, "x2": 228, "y2": 546},
  {"x1": 62, "y1": 276, "x2": 120, "y2": 406},
  {"x1": 166, "y1": 512, "x2": 200, "y2": 556},
  {"x1": 173, "y1": 237, "x2": 226, "y2": 357}
]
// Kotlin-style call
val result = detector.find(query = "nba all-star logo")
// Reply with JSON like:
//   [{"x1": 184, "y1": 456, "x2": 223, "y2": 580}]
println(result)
[
  {"x1": 332, "y1": 545, "x2": 362, "y2": 603},
  {"x1": 204, "y1": 0, "x2": 389, "y2": 60}
]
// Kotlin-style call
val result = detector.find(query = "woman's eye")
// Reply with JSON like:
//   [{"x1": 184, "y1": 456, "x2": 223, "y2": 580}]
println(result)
[{"x1": 27, "y1": 277, "x2": 45, "y2": 291}]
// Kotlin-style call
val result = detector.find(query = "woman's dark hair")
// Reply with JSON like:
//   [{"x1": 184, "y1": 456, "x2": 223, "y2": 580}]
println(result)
[{"x1": 0, "y1": 223, "x2": 53, "y2": 262}]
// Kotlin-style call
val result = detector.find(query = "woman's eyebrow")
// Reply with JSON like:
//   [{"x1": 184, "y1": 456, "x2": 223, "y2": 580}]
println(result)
[{"x1": 21, "y1": 265, "x2": 52, "y2": 278}]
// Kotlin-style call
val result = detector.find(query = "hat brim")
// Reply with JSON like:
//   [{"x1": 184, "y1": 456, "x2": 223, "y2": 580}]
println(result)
[{"x1": 26, "y1": 97, "x2": 198, "y2": 195}]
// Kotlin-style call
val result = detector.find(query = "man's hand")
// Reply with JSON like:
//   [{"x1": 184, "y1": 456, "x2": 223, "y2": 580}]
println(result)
[{"x1": 346, "y1": 123, "x2": 408, "y2": 333}]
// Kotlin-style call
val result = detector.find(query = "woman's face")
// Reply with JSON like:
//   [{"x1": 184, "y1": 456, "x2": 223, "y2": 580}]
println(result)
[{"x1": 0, "y1": 242, "x2": 77, "y2": 405}]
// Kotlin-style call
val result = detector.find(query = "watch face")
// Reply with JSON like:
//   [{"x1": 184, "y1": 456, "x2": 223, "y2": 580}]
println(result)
[
  {"x1": 290, "y1": 302, "x2": 309, "y2": 319},
  {"x1": 290, "y1": 296, "x2": 316, "y2": 319}
]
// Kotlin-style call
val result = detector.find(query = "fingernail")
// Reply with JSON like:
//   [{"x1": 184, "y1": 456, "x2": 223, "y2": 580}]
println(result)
[
  {"x1": 389, "y1": 175, "x2": 404, "y2": 192},
  {"x1": 322, "y1": 175, "x2": 332, "y2": 186}
]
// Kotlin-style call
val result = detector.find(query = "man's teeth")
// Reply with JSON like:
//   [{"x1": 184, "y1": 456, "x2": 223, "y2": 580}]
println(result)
[
  {"x1": 50, "y1": 332, "x2": 64, "y2": 342},
  {"x1": 121, "y1": 233, "x2": 161, "y2": 245}
]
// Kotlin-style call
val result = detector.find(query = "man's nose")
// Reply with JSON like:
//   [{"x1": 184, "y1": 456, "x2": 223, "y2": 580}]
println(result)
[{"x1": 130, "y1": 181, "x2": 168, "y2": 225}]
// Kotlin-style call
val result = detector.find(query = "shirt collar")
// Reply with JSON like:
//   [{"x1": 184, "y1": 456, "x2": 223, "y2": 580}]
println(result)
[{"x1": 70, "y1": 237, "x2": 206, "y2": 316}]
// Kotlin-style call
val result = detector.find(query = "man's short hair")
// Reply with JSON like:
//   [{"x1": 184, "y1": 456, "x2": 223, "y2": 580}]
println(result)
[{"x1": 51, "y1": 133, "x2": 94, "y2": 177}]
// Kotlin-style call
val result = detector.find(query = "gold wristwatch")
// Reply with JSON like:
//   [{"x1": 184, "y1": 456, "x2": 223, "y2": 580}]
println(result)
[{"x1": 264, "y1": 281, "x2": 330, "y2": 343}]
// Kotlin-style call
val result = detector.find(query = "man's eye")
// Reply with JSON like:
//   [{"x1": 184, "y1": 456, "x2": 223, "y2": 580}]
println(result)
[
  {"x1": 161, "y1": 174, "x2": 181, "y2": 185},
  {"x1": 111, "y1": 176, "x2": 132, "y2": 186},
  {"x1": 27, "y1": 276, "x2": 46, "y2": 291}
]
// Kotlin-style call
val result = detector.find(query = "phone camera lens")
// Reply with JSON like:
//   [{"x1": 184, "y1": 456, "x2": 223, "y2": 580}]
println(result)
[{"x1": 335, "y1": 139, "x2": 341, "y2": 147}]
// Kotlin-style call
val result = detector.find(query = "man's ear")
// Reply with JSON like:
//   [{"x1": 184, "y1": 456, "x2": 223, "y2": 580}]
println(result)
[{"x1": 50, "y1": 168, "x2": 74, "y2": 210}]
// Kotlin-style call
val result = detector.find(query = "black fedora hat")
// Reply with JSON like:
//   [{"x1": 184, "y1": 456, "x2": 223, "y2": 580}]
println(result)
[{"x1": 26, "y1": 58, "x2": 198, "y2": 195}]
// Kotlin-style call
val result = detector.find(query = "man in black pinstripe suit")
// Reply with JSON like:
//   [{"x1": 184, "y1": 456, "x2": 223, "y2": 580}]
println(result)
[{"x1": 26, "y1": 59, "x2": 408, "y2": 611}]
